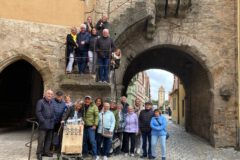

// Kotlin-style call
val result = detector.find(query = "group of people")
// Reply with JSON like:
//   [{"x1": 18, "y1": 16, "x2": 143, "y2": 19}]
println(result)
[
  {"x1": 35, "y1": 90, "x2": 168, "y2": 160},
  {"x1": 66, "y1": 15, "x2": 121, "y2": 83}
]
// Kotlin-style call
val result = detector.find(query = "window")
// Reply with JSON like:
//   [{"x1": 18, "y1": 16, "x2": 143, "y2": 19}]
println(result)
[{"x1": 173, "y1": 97, "x2": 176, "y2": 110}]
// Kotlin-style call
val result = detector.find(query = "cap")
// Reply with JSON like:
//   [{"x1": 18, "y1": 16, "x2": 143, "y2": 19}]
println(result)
[
  {"x1": 55, "y1": 91, "x2": 64, "y2": 96},
  {"x1": 84, "y1": 95, "x2": 92, "y2": 99},
  {"x1": 145, "y1": 101, "x2": 153, "y2": 105}
]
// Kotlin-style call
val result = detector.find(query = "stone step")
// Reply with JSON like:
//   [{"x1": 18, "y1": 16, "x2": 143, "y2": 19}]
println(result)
[{"x1": 59, "y1": 74, "x2": 111, "y2": 89}]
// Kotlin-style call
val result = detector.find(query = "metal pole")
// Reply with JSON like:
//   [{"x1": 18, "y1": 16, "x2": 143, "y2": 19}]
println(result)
[{"x1": 28, "y1": 123, "x2": 35, "y2": 160}]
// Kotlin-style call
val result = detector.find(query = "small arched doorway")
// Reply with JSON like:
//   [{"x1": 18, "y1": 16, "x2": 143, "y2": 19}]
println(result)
[
  {"x1": 120, "y1": 45, "x2": 213, "y2": 143},
  {"x1": 0, "y1": 60, "x2": 43, "y2": 127}
]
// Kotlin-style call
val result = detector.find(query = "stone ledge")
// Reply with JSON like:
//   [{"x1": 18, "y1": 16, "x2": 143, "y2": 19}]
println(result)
[{"x1": 59, "y1": 74, "x2": 111, "y2": 90}]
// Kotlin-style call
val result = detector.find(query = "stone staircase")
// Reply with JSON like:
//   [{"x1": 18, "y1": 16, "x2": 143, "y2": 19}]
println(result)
[
  {"x1": 59, "y1": 74, "x2": 111, "y2": 89},
  {"x1": 59, "y1": 74, "x2": 112, "y2": 100}
]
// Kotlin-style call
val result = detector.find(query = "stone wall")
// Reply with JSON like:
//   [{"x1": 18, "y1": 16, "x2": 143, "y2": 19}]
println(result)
[
  {"x1": 0, "y1": 18, "x2": 111, "y2": 100},
  {"x1": 113, "y1": 0, "x2": 238, "y2": 147},
  {"x1": 0, "y1": 0, "x2": 238, "y2": 148}
]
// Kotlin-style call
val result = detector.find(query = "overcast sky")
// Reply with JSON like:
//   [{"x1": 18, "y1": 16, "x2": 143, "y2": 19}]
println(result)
[{"x1": 146, "y1": 69, "x2": 174, "y2": 100}]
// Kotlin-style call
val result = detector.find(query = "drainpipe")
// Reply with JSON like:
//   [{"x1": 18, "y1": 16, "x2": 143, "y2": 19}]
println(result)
[{"x1": 237, "y1": 0, "x2": 240, "y2": 150}]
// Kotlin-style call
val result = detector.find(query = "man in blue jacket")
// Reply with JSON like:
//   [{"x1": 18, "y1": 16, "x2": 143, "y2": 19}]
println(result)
[
  {"x1": 76, "y1": 24, "x2": 90, "y2": 74},
  {"x1": 52, "y1": 91, "x2": 66, "y2": 152},
  {"x1": 36, "y1": 90, "x2": 55, "y2": 160}
]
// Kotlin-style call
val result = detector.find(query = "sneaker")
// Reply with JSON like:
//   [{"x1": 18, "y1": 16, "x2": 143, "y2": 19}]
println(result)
[
  {"x1": 130, "y1": 153, "x2": 134, "y2": 157},
  {"x1": 136, "y1": 148, "x2": 141, "y2": 155},
  {"x1": 95, "y1": 156, "x2": 100, "y2": 160},
  {"x1": 98, "y1": 81, "x2": 103, "y2": 83},
  {"x1": 103, "y1": 156, "x2": 108, "y2": 160},
  {"x1": 103, "y1": 81, "x2": 108, "y2": 83},
  {"x1": 124, "y1": 153, "x2": 128, "y2": 157}
]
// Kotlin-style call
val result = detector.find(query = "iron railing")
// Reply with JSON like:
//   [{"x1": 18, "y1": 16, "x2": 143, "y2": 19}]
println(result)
[{"x1": 25, "y1": 118, "x2": 39, "y2": 160}]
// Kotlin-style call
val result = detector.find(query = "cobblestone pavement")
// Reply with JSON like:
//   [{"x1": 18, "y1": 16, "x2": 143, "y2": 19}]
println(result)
[{"x1": 1, "y1": 119, "x2": 240, "y2": 160}]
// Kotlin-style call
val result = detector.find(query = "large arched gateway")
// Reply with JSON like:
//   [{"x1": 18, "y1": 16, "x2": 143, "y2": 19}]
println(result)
[
  {"x1": 114, "y1": 16, "x2": 237, "y2": 147},
  {"x1": 120, "y1": 45, "x2": 213, "y2": 143}
]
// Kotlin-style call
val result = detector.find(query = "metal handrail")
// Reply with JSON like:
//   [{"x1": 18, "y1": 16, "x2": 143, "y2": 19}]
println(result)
[{"x1": 25, "y1": 118, "x2": 39, "y2": 160}]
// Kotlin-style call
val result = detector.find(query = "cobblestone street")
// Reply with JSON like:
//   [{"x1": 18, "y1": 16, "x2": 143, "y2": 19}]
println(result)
[{"x1": 1, "y1": 119, "x2": 240, "y2": 160}]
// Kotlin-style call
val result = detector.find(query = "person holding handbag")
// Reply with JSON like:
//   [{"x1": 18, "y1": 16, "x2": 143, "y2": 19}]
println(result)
[
  {"x1": 150, "y1": 109, "x2": 167, "y2": 160},
  {"x1": 96, "y1": 102, "x2": 116, "y2": 160}
]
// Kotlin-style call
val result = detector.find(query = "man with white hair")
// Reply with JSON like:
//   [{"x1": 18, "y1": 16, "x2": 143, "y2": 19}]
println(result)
[
  {"x1": 96, "y1": 29, "x2": 115, "y2": 83},
  {"x1": 76, "y1": 24, "x2": 90, "y2": 74},
  {"x1": 36, "y1": 89, "x2": 54, "y2": 160}
]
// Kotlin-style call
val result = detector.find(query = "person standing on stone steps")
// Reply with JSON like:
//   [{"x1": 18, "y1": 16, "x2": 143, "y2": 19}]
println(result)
[
  {"x1": 88, "y1": 27, "x2": 100, "y2": 74},
  {"x1": 76, "y1": 24, "x2": 90, "y2": 74},
  {"x1": 35, "y1": 89, "x2": 55, "y2": 160},
  {"x1": 66, "y1": 27, "x2": 78, "y2": 74},
  {"x1": 96, "y1": 29, "x2": 115, "y2": 83},
  {"x1": 96, "y1": 15, "x2": 109, "y2": 36},
  {"x1": 84, "y1": 16, "x2": 94, "y2": 33}
]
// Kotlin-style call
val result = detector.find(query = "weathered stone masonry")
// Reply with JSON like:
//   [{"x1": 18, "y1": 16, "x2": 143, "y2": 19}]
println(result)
[{"x1": 0, "y1": 0, "x2": 239, "y2": 148}]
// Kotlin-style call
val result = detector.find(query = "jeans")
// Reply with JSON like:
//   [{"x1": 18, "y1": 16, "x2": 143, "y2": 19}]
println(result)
[
  {"x1": 98, "y1": 58, "x2": 109, "y2": 81},
  {"x1": 151, "y1": 135, "x2": 166, "y2": 158},
  {"x1": 122, "y1": 132, "x2": 135, "y2": 154},
  {"x1": 36, "y1": 129, "x2": 53, "y2": 155},
  {"x1": 77, "y1": 50, "x2": 88, "y2": 74},
  {"x1": 88, "y1": 51, "x2": 94, "y2": 73},
  {"x1": 141, "y1": 131, "x2": 152, "y2": 156},
  {"x1": 66, "y1": 52, "x2": 74, "y2": 72},
  {"x1": 96, "y1": 133, "x2": 112, "y2": 156},
  {"x1": 135, "y1": 133, "x2": 141, "y2": 152},
  {"x1": 83, "y1": 127, "x2": 97, "y2": 156}
]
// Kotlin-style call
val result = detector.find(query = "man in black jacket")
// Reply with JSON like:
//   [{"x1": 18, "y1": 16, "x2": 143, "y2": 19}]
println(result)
[
  {"x1": 36, "y1": 90, "x2": 55, "y2": 160},
  {"x1": 139, "y1": 101, "x2": 154, "y2": 159},
  {"x1": 96, "y1": 15, "x2": 109, "y2": 36},
  {"x1": 96, "y1": 29, "x2": 115, "y2": 82}
]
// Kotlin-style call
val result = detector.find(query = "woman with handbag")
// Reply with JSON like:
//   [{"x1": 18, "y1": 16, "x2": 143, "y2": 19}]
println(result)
[
  {"x1": 96, "y1": 102, "x2": 116, "y2": 160},
  {"x1": 150, "y1": 109, "x2": 168, "y2": 160}
]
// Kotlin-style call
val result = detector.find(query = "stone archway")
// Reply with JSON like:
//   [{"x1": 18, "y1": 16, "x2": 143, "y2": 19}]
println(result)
[
  {"x1": 119, "y1": 45, "x2": 214, "y2": 143},
  {"x1": 113, "y1": 16, "x2": 238, "y2": 147},
  {"x1": 0, "y1": 59, "x2": 44, "y2": 126},
  {"x1": 0, "y1": 54, "x2": 54, "y2": 126},
  {"x1": 0, "y1": 54, "x2": 53, "y2": 89}
]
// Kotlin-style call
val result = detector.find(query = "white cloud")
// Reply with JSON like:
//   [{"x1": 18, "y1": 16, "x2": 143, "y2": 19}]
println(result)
[{"x1": 146, "y1": 69, "x2": 174, "y2": 100}]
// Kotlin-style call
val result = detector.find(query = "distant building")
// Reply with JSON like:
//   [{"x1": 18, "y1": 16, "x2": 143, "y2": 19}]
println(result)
[
  {"x1": 169, "y1": 76, "x2": 186, "y2": 127},
  {"x1": 127, "y1": 72, "x2": 151, "y2": 107},
  {"x1": 158, "y1": 86, "x2": 165, "y2": 107}
]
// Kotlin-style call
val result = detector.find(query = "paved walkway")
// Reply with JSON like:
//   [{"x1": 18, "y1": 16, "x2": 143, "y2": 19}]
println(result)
[{"x1": 1, "y1": 119, "x2": 240, "y2": 160}]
